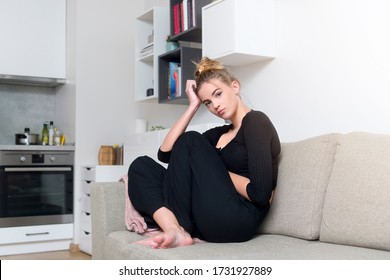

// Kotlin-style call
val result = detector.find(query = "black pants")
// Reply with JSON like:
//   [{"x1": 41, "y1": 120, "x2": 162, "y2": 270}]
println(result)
[{"x1": 128, "y1": 131, "x2": 267, "y2": 243}]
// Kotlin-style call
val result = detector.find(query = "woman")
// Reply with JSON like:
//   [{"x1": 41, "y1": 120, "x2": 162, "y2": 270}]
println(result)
[{"x1": 128, "y1": 57, "x2": 281, "y2": 249}]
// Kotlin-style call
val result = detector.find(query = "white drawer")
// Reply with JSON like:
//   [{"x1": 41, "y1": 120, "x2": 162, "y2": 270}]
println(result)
[
  {"x1": 79, "y1": 229, "x2": 92, "y2": 255},
  {"x1": 0, "y1": 223, "x2": 73, "y2": 245},
  {"x1": 81, "y1": 166, "x2": 96, "y2": 181},
  {"x1": 80, "y1": 210, "x2": 91, "y2": 232},
  {"x1": 80, "y1": 193, "x2": 91, "y2": 213},
  {"x1": 81, "y1": 180, "x2": 92, "y2": 194}
]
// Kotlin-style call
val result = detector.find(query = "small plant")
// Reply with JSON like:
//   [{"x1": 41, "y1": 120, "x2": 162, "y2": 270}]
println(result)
[{"x1": 150, "y1": 125, "x2": 166, "y2": 131}]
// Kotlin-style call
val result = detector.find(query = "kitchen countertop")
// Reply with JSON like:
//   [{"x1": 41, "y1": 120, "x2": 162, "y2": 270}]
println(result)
[{"x1": 0, "y1": 144, "x2": 75, "y2": 151}]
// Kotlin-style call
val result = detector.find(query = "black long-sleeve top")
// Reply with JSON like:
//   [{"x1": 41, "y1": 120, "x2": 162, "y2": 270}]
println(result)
[{"x1": 158, "y1": 110, "x2": 281, "y2": 208}]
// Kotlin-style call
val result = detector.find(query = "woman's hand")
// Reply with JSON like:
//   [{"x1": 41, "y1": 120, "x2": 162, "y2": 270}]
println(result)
[{"x1": 186, "y1": 80, "x2": 201, "y2": 109}]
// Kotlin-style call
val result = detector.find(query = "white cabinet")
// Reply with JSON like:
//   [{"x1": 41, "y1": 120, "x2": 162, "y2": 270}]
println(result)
[
  {"x1": 202, "y1": 0, "x2": 275, "y2": 66},
  {"x1": 0, "y1": 0, "x2": 66, "y2": 82},
  {"x1": 79, "y1": 165, "x2": 128, "y2": 254},
  {"x1": 135, "y1": 6, "x2": 169, "y2": 102},
  {"x1": 0, "y1": 224, "x2": 73, "y2": 256}
]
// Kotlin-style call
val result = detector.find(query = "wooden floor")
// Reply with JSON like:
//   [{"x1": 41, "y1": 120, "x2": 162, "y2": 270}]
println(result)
[{"x1": 0, "y1": 250, "x2": 91, "y2": 260}]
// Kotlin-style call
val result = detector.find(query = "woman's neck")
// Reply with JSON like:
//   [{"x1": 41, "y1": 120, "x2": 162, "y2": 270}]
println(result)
[{"x1": 230, "y1": 104, "x2": 251, "y2": 130}]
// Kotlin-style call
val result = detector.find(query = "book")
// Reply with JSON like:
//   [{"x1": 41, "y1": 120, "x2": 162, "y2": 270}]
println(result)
[
  {"x1": 177, "y1": 64, "x2": 182, "y2": 97},
  {"x1": 182, "y1": 1, "x2": 188, "y2": 32},
  {"x1": 187, "y1": 0, "x2": 193, "y2": 28},
  {"x1": 173, "y1": 4, "x2": 181, "y2": 35},
  {"x1": 191, "y1": 0, "x2": 196, "y2": 27},
  {"x1": 168, "y1": 62, "x2": 180, "y2": 99},
  {"x1": 139, "y1": 43, "x2": 153, "y2": 57}
]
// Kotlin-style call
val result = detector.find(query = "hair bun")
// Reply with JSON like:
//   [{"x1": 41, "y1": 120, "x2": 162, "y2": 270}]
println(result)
[
  {"x1": 193, "y1": 56, "x2": 239, "y2": 89},
  {"x1": 194, "y1": 57, "x2": 224, "y2": 77}
]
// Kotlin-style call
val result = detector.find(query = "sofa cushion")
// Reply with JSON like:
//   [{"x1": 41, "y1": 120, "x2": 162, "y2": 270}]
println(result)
[
  {"x1": 258, "y1": 133, "x2": 340, "y2": 240},
  {"x1": 104, "y1": 231, "x2": 390, "y2": 259},
  {"x1": 320, "y1": 132, "x2": 390, "y2": 251}
]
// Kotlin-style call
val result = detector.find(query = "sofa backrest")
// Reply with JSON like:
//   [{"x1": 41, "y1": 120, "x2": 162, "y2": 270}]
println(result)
[
  {"x1": 258, "y1": 133, "x2": 340, "y2": 240},
  {"x1": 320, "y1": 132, "x2": 390, "y2": 251}
]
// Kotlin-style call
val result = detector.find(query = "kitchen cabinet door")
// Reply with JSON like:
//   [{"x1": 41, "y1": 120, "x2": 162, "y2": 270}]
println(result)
[{"x1": 0, "y1": 0, "x2": 66, "y2": 79}]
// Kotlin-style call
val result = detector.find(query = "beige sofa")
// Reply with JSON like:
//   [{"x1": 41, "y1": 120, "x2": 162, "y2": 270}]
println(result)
[{"x1": 91, "y1": 132, "x2": 390, "y2": 259}]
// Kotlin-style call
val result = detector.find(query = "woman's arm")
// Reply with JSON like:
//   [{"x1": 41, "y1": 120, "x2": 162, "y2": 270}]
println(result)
[
  {"x1": 160, "y1": 80, "x2": 201, "y2": 152},
  {"x1": 229, "y1": 171, "x2": 275, "y2": 204},
  {"x1": 229, "y1": 171, "x2": 250, "y2": 200}
]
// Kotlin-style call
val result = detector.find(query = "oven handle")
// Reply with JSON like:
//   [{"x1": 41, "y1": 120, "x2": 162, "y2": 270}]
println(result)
[{"x1": 4, "y1": 167, "x2": 72, "y2": 172}]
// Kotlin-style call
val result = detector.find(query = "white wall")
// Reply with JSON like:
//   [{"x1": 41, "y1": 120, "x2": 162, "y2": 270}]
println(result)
[
  {"x1": 69, "y1": 0, "x2": 144, "y2": 245},
  {"x1": 233, "y1": 0, "x2": 390, "y2": 142}
]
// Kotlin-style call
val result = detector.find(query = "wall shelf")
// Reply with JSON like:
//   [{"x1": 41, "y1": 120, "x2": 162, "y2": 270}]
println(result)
[
  {"x1": 202, "y1": 0, "x2": 275, "y2": 66},
  {"x1": 158, "y1": 46, "x2": 202, "y2": 105},
  {"x1": 134, "y1": 6, "x2": 169, "y2": 102}
]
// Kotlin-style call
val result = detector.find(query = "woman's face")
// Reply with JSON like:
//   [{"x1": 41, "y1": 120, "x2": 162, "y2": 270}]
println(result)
[{"x1": 197, "y1": 78, "x2": 240, "y2": 120}]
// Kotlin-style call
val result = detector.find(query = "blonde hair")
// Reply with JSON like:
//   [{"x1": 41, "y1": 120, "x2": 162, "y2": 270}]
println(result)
[{"x1": 193, "y1": 57, "x2": 240, "y2": 91}]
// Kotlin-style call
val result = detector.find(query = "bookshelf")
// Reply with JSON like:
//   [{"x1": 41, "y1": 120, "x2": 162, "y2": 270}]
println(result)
[
  {"x1": 158, "y1": 46, "x2": 202, "y2": 104},
  {"x1": 169, "y1": 0, "x2": 212, "y2": 43},
  {"x1": 202, "y1": 0, "x2": 275, "y2": 66},
  {"x1": 155, "y1": 0, "x2": 211, "y2": 105},
  {"x1": 134, "y1": 7, "x2": 169, "y2": 102}
]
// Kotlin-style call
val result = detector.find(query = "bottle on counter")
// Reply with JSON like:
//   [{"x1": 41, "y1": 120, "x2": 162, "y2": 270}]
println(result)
[
  {"x1": 41, "y1": 122, "x2": 49, "y2": 145},
  {"x1": 54, "y1": 128, "x2": 61, "y2": 146},
  {"x1": 49, "y1": 121, "x2": 54, "y2": 145}
]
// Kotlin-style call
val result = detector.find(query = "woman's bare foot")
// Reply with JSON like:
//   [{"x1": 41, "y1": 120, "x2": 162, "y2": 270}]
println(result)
[
  {"x1": 136, "y1": 206, "x2": 195, "y2": 249},
  {"x1": 152, "y1": 227, "x2": 194, "y2": 249},
  {"x1": 135, "y1": 236, "x2": 159, "y2": 248}
]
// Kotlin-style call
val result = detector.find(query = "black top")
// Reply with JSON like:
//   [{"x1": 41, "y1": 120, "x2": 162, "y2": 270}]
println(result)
[{"x1": 159, "y1": 110, "x2": 281, "y2": 208}]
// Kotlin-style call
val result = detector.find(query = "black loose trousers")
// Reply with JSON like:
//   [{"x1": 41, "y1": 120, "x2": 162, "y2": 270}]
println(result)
[{"x1": 128, "y1": 131, "x2": 268, "y2": 243}]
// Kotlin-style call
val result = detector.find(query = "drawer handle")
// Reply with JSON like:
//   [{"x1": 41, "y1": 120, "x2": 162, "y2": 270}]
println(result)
[{"x1": 26, "y1": 232, "x2": 50, "y2": 236}]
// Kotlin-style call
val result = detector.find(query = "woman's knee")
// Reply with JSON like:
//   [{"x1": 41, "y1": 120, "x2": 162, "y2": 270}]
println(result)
[
  {"x1": 128, "y1": 156, "x2": 154, "y2": 175},
  {"x1": 180, "y1": 131, "x2": 202, "y2": 141}
]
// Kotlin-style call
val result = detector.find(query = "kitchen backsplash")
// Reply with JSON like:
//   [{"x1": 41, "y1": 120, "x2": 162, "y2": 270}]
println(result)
[{"x1": 0, "y1": 84, "x2": 55, "y2": 144}]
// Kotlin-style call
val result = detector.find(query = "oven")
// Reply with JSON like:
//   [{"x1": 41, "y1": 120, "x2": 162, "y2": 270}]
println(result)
[{"x1": 0, "y1": 150, "x2": 74, "y2": 228}]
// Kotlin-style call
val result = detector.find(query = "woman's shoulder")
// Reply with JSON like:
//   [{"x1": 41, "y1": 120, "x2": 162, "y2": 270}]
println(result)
[{"x1": 243, "y1": 110, "x2": 271, "y2": 123}]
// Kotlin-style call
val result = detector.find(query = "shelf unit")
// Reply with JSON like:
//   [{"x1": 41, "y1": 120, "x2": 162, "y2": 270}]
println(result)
[
  {"x1": 158, "y1": 45, "x2": 202, "y2": 104},
  {"x1": 168, "y1": 0, "x2": 212, "y2": 43},
  {"x1": 78, "y1": 165, "x2": 128, "y2": 255},
  {"x1": 202, "y1": 0, "x2": 275, "y2": 66},
  {"x1": 155, "y1": 0, "x2": 211, "y2": 105},
  {"x1": 134, "y1": 7, "x2": 169, "y2": 102}
]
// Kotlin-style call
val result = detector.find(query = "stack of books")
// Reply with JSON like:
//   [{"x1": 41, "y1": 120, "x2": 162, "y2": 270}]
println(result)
[
  {"x1": 173, "y1": 0, "x2": 196, "y2": 35},
  {"x1": 139, "y1": 42, "x2": 153, "y2": 58}
]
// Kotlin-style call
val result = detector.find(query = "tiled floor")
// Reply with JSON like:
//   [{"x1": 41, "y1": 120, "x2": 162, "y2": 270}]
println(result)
[{"x1": 0, "y1": 250, "x2": 91, "y2": 260}]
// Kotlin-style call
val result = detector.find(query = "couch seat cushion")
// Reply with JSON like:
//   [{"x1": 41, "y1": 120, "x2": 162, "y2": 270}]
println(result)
[{"x1": 104, "y1": 230, "x2": 390, "y2": 260}]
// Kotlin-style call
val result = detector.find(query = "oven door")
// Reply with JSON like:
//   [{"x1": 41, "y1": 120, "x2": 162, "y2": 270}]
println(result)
[{"x1": 0, "y1": 166, "x2": 73, "y2": 227}]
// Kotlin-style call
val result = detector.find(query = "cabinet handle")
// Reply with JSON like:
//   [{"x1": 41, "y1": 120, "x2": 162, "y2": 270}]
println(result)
[{"x1": 26, "y1": 232, "x2": 50, "y2": 236}]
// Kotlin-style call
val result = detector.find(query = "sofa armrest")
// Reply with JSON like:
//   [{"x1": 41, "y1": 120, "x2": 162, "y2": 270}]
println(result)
[{"x1": 91, "y1": 181, "x2": 125, "y2": 259}]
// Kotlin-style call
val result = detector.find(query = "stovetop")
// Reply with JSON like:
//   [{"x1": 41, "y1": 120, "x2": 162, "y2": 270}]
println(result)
[{"x1": 0, "y1": 144, "x2": 75, "y2": 151}]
